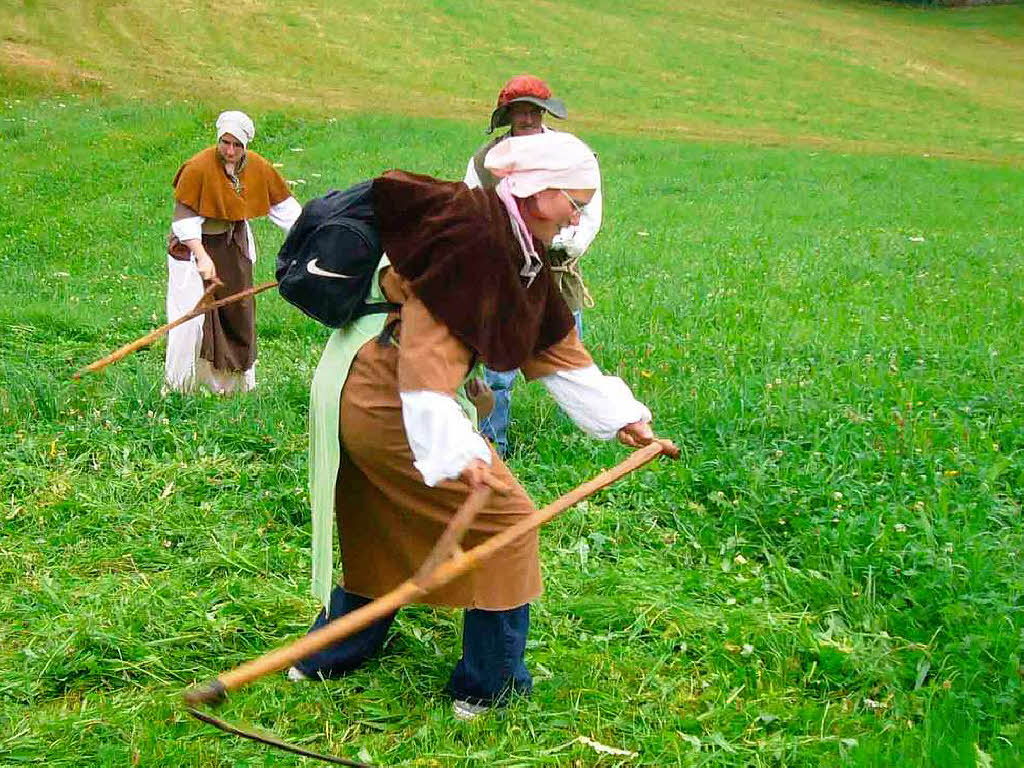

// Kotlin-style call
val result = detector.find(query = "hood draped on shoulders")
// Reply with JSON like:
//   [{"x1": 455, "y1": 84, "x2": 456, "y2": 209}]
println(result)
[{"x1": 372, "y1": 170, "x2": 573, "y2": 371}]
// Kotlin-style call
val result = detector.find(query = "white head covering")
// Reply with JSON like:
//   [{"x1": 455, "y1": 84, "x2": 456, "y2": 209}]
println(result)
[
  {"x1": 215, "y1": 110, "x2": 256, "y2": 147},
  {"x1": 484, "y1": 131, "x2": 599, "y2": 198}
]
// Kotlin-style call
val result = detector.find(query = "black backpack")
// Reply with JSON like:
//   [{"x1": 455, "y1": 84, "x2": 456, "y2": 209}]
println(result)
[{"x1": 275, "y1": 180, "x2": 398, "y2": 327}]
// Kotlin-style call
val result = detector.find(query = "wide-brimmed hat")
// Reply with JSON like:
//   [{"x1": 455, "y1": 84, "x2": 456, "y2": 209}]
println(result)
[{"x1": 487, "y1": 75, "x2": 568, "y2": 134}]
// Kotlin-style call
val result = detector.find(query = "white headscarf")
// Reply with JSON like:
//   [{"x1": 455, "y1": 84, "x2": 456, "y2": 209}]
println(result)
[
  {"x1": 482, "y1": 131, "x2": 599, "y2": 286},
  {"x1": 484, "y1": 131, "x2": 599, "y2": 198},
  {"x1": 215, "y1": 110, "x2": 256, "y2": 147}
]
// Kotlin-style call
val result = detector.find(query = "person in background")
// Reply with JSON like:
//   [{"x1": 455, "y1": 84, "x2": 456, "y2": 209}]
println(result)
[
  {"x1": 464, "y1": 75, "x2": 603, "y2": 456},
  {"x1": 289, "y1": 131, "x2": 650, "y2": 721},
  {"x1": 165, "y1": 110, "x2": 301, "y2": 394}
]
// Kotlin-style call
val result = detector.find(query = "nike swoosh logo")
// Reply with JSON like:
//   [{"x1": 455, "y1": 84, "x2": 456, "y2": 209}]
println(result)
[{"x1": 306, "y1": 259, "x2": 356, "y2": 279}]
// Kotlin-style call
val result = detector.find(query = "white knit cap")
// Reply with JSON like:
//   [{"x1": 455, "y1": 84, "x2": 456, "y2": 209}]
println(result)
[
  {"x1": 484, "y1": 132, "x2": 599, "y2": 198},
  {"x1": 215, "y1": 110, "x2": 255, "y2": 147}
]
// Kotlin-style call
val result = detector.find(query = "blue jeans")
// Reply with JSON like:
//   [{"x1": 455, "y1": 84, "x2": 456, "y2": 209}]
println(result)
[
  {"x1": 295, "y1": 587, "x2": 532, "y2": 706},
  {"x1": 480, "y1": 309, "x2": 583, "y2": 456}
]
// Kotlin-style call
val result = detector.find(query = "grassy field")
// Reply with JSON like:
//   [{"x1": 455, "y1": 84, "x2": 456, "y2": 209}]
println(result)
[
  {"x1": 3, "y1": 0, "x2": 1024, "y2": 161},
  {"x1": 3, "y1": 2, "x2": 1024, "y2": 767}
]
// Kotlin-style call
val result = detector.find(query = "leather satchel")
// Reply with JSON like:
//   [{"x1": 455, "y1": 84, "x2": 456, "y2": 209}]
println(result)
[{"x1": 167, "y1": 232, "x2": 192, "y2": 261}]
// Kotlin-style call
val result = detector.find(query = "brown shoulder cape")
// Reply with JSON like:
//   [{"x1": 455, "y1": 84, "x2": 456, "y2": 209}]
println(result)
[
  {"x1": 172, "y1": 146, "x2": 291, "y2": 221},
  {"x1": 372, "y1": 170, "x2": 573, "y2": 372}
]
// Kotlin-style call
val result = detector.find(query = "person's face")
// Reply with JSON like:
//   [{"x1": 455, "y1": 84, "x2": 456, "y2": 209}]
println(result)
[
  {"x1": 218, "y1": 133, "x2": 245, "y2": 164},
  {"x1": 523, "y1": 188, "x2": 595, "y2": 245},
  {"x1": 507, "y1": 102, "x2": 545, "y2": 136}
]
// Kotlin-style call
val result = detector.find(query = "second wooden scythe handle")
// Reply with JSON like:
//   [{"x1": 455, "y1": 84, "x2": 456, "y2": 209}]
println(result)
[
  {"x1": 184, "y1": 439, "x2": 679, "y2": 706},
  {"x1": 72, "y1": 280, "x2": 278, "y2": 379}
]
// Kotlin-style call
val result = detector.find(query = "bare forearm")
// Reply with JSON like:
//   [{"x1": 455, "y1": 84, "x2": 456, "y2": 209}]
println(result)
[{"x1": 182, "y1": 239, "x2": 216, "y2": 280}]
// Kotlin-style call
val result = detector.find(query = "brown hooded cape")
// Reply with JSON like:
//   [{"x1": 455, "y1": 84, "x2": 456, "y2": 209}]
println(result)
[
  {"x1": 172, "y1": 146, "x2": 291, "y2": 222},
  {"x1": 371, "y1": 171, "x2": 573, "y2": 372}
]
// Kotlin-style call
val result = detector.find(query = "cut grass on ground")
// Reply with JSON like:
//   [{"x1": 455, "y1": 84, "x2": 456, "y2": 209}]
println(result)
[
  {"x1": 3, "y1": 0, "x2": 1024, "y2": 764},
  {"x1": 2, "y1": 95, "x2": 1023, "y2": 766}
]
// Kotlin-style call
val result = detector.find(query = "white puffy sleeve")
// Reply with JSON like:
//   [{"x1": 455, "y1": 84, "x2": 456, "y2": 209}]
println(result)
[
  {"x1": 397, "y1": 294, "x2": 491, "y2": 486},
  {"x1": 171, "y1": 216, "x2": 203, "y2": 242},
  {"x1": 538, "y1": 365, "x2": 651, "y2": 440},
  {"x1": 269, "y1": 196, "x2": 302, "y2": 232},
  {"x1": 522, "y1": 328, "x2": 651, "y2": 440}
]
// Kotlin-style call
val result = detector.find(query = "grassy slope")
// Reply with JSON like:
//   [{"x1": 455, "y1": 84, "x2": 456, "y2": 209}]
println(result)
[
  {"x1": 2, "y1": 0, "x2": 1024, "y2": 161},
  {"x1": 2, "y1": 2, "x2": 1024, "y2": 767}
]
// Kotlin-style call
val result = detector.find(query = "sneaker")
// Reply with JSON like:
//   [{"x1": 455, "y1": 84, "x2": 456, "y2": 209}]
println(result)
[
  {"x1": 452, "y1": 699, "x2": 490, "y2": 721},
  {"x1": 286, "y1": 666, "x2": 310, "y2": 682}
]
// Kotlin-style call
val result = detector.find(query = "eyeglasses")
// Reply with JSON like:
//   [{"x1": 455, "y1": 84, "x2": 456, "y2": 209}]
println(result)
[{"x1": 560, "y1": 190, "x2": 587, "y2": 216}]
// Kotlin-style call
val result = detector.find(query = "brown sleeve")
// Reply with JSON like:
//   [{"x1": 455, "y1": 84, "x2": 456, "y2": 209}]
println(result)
[
  {"x1": 172, "y1": 201, "x2": 199, "y2": 222},
  {"x1": 521, "y1": 328, "x2": 594, "y2": 380},
  {"x1": 397, "y1": 293, "x2": 475, "y2": 396}
]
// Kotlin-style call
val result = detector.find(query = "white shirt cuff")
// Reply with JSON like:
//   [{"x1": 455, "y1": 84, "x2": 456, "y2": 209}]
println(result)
[
  {"x1": 539, "y1": 365, "x2": 651, "y2": 440},
  {"x1": 171, "y1": 216, "x2": 203, "y2": 243},
  {"x1": 401, "y1": 390, "x2": 492, "y2": 487},
  {"x1": 269, "y1": 196, "x2": 302, "y2": 232}
]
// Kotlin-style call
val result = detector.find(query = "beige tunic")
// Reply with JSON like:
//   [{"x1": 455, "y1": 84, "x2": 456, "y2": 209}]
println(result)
[{"x1": 335, "y1": 271, "x2": 592, "y2": 609}]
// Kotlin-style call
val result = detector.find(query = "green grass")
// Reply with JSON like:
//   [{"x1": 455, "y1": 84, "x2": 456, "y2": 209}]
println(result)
[{"x1": 3, "y1": 2, "x2": 1024, "y2": 766}]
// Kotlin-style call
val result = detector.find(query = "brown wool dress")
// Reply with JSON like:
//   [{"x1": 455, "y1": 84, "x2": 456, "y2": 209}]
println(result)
[
  {"x1": 333, "y1": 271, "x2": 593, "y2": 610},
  {"x1": 171, "y1": 147, "x2": 291, "y2": 373},
  {"x1": 198, "y1": 225, "x2": 256, "y2": 372},
  {"x1": 320, "y1": 171, "x2": 595, "y2": 610}
]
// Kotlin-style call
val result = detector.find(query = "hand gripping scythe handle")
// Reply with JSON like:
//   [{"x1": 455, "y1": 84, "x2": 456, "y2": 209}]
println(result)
[
  {"x1": 183, "y1": 438, "x2": 679, "y2": 707},
  {"x1": 72, "y1": 279, "x2": 278, "y2": 379}
]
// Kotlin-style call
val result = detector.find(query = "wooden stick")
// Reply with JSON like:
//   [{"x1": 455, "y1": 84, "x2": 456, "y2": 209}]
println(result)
[
  {"x1": 72, "y1": 280, "x2": 278, "y2": 379},
  {"x1": 412, "y1": 486, "x2": 491, "y2": 588},
  {"x1": 414, "y1": 440, "x2": 678, "y2": 595},
  {"x1": 183, "y1": 439, "x2": 678, "y2": 706}
]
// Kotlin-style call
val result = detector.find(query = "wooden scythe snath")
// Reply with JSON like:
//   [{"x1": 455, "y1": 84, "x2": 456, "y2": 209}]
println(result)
[
  {"x1": 184, "y1": 439, "x2": 680, "y2": 765},
  {"x1": 71, "y1": 280, "x2": 279, "y2": 379}
]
